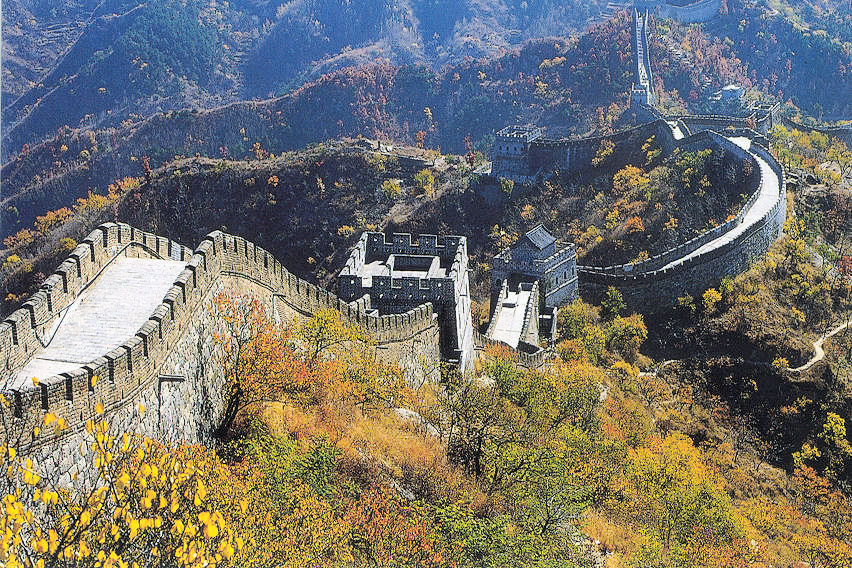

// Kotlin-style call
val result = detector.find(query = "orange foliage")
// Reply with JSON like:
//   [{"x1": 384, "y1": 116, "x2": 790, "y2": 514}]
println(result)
[
  {"x1": 33, "y1": 208, "x2": 73, "y2": 235},
  {"x1": 345, "y1": 486, "x2": 448, "y2": 567}
]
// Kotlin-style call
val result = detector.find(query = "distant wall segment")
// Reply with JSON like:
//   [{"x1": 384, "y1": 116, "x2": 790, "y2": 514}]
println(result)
[{"x1": 578, "y1": 135, "x2": 786, "y2": 310}]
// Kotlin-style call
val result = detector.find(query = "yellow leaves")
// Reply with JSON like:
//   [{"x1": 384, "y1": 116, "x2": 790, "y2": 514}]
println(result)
[
  {"x1": 198, "y1": 511, "x2": 220, "y2": 539},
  {"x1": 95, "y1": 402, "x2": 105, "y2": 415},
  {"x1": 196, "y1": 480, "x2": 207, "y2": 504},
  {"x1": 140, "y1": 489, "x2": 157, "y2": 509},
  {"x1": 138, "y1": 404, "x2": 146, "y2": 414},
  {"x1": 43, "y1": 413, "x2": 56, "y2": 426},
  {"x1": 218, "y1": 539, "x2": 236, "y2": 560},
  {"x1": 39, "y1": 490, "x2": 58, "y2": 506},
  {"x1": 22, "y1": 459, "x2": 40, "y2": 486},
  {"x1": 31, "y1": 376, "x2": 39, "y2": 386}
]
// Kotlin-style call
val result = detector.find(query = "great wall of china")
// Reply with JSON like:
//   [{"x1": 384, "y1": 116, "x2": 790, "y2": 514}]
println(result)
[
  {"x1": 0, "y1": 223, "x2": 442, "y2": 475},
  {"x1": 3, "y1": 0, "x2": 847, "y2": 465},
  {"x1": 493, "y1": 4, "x2": 788, "y2": 311}
]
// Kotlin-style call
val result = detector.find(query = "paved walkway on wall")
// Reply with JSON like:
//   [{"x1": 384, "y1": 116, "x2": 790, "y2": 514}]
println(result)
[
  {"x1": 11, "y1": 257, "x2": 186, "y2": 389},
  {"x1": 789, "y1": 320, "x2": 851, "y2": 373},
  {"x1": 489, "y1": 287, "x2": 534, "y2": 349},
  {"x1": 651, "y1": 136, "x2": 781, "y2": 272}
]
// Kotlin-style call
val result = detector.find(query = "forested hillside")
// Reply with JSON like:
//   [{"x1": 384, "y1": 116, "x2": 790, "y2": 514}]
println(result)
[
  {"x1": 5, "y1": 0, "x2": 850, "y2": 164},
  {"x1": 0, "y1": 12, "x2": 636, "y2": 235},
  {"x1": 651, "y1": 0, "x2": 852, "y2": 118},
  {"x1": 1, "y1": 0, "x2": 613, "y2": 158},
  {"x1": 3, "y1": 0, "x2": 852, "y2": 566}
]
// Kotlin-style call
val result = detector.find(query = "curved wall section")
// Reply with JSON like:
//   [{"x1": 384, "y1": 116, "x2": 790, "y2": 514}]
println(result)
[
  {"x1": 1, "y1": 224, "x2": 440, "y2": 475},
  {"x1": 579, "y1": 135, "x2": 786, "y2": 310}
]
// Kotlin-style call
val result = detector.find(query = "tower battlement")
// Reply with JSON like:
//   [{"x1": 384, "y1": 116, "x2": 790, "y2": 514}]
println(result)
[{"x1": 338, "y1": 232, "x2": 475, "y2": 370}]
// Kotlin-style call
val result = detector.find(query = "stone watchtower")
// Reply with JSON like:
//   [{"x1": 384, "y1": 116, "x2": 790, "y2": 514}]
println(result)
[
  {"x1": 488, "y1": 226, "x2": 578, "y2": 346},
  {"x1": 491, "y1": 125, "x2": 543, "y2": 181},
  {"x1": 338, "y1": 232, "x2": 475, "y2": 371}
]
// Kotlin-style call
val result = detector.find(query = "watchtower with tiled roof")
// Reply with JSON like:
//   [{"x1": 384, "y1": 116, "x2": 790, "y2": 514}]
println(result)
[{"x1": 490, "y1": 226, "x2": 579, "y2": 345}]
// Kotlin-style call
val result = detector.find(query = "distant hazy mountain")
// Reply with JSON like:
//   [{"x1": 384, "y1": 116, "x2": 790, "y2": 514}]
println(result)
[{"x1": 1, "y1": 0, "x2": 611, "y2": 158}]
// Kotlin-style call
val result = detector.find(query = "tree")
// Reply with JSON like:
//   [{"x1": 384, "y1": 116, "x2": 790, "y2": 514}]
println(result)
[
  {"x1": 702, "y1": 287, "x2": 723, "y2": 317},
  {"x1": 612, "y1": 165, "x2": 650, "y2": 196},
  {"x1": 382, "y1": 179, "x2": 402, "y2": 200},
  {"x1": 606, "y1": 315, "x2": 647, "y2": 361},
  {"x1": 211, "y1": 294, "x2": 315, "y2": 437},
  {"x1": 556, "y1": 300, "x2": 600, "y2": 340},
  {"x1": 794, "y1": 413, "x2": 852, "y2": 482},
  {"x1": 674, "y1": 149, "x2": 712, "y2": 193},
  {"x1": 0, "y1": 414, "x2": 247, "y2": 567},
  {"x1": 294, "y1": 308, "x2": 407, "y2": 410},
  {"x1": 345, "y1": 486, "x2": 447, "y2": 567},
  {"x1": 592, "y1": 139, "x2": 615, "y2": 167},
  {"x1": 141, "y1": 155, "x2": 153, "y2": 184},
  {"x1": 601, "y1": 287, "x2": 626, "y2": 320},
  {"x1": 413, "y1": 169, "x2": 435, "y2": 197},
  {"x1": 627, "y1": 433, "x2": 742, "y2": 552}
]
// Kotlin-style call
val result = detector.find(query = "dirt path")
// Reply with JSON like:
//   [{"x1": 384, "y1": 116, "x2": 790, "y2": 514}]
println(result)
[{"x1": 789, "y1": 320, "x2": 850, "y2": 372}]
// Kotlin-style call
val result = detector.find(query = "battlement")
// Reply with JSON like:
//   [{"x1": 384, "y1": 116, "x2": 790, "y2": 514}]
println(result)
[
  {"x1": 1, "y1": 224, "x2": 443, "y2": 455},
  {"x1": 339, "y1": 232, "x2": 467, "y2": 296},
  {"x1": 496, "y1": 125, "x2": 543, "y2": 142},
  {"x1": 1, "y1": 224, "x2": 192, "y2": 380},
  {"x1": 494, "y1": 240, "x2": 578, "y2": 278},
  {"x1": 338, "y1": 231, "x2": 474, "y2": 369},
  {"x1": 472, "y1": 330, "x2": 555, "y2": 370}
]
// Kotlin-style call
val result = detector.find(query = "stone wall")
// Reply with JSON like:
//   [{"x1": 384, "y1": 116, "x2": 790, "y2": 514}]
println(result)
[
  {"x1": 659, "y1": 0, "x2": 721, "y2": 23},
  {"x1": 578, "y1": 137, "x2": 786, "y2": 311},
  {"x1": 1, "y1": 224, "x2": 442, "y2": 468},
  {"x1": 632, "y1": 8, "x2": 656, "y2": 106},
  {"x1": 338, "y1": 231, "x2": 473, "y2": 369},
  {"x1": 473, "y1": 331, "x2": 555, "y2": 370},
  {"x1": 0, "y1": 224, "x2": 192, "y2": 377},
  {"x1": 676, "y1": 105, "x2": 779, "y2": 136},
  {"x1": 779, "y1": 117, "x2": 852, "y2": 148},
  {"x1": 527, "y1": 120, "x2": 677, "y2": 178}
]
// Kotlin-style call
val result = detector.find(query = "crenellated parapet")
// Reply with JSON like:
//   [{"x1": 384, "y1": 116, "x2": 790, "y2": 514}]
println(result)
[
  {"x1": 1, "y1": 224, "x2": 441, "y2": 456},
  {"x1": 1, "y1": 224, "x2": 192, "y2": 381},
  {"x1": 472, "y1": 330, "x2": 555, "y2": 370},
  {"x1": 338, "y1": 231, "x2": 474, "y2": 370}
]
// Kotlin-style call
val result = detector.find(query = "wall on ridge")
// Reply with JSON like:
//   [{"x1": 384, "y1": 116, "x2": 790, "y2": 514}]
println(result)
[
  {"x1": 0, "y1": 224, "x2": 192, "y2": 378},
  {"x1": 579, "y1": 139, "x2": 786, "y2": 311},
  {"x1": 778, "y1": 117, "x2": 852, "y2": 148},
  {"x1": 1, "y1": 224, "x2": 440, "y2": 479},
  {"x1": 528, "y1": 120, "x2": 677, "y2": 177},
  {"x1": 659, "y1": 0, "x2": 721, "y2": 23}
]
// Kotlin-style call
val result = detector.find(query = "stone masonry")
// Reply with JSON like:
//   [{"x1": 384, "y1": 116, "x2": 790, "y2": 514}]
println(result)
[
  {"x1": 337, "y1": 232, "x2": 475, "y2": 372},
  {"x1": 1, "y1": 224, "x2": 442, "y2": 478}
]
